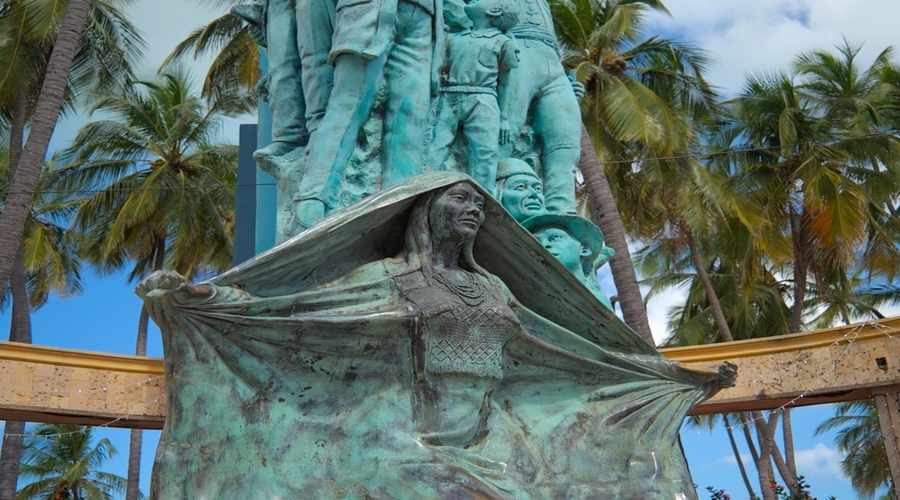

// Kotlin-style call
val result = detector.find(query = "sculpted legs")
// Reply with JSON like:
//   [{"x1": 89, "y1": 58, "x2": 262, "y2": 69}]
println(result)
[
  {"x1": 295, "y1": 0, "x2": 335, "y2": 136},
  {"x1": 293, "y1": 0, "x2": 434, "y2": 226},
  {"x1": 531, "y1": 75, "x2": 580, "y2": 214},
  {"x1": 427, "y1": 93, "x2": 500, "y2": 191},
  {"x1": 382, "y1": 2, "x2": 433, "y2": 188},
  {"x1": 259, "y1": 0, "x2": 308, "y2": 156},
  {"x1": 293, "y1": 51, "x2": 388, "y2": 224},
  {"x1": 501, "y1": 40, "x2": 580, "y2": 215}
]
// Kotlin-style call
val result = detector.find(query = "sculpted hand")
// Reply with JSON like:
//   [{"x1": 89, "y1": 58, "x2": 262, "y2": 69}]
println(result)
[
  {"x1": 716, "y1": 361, "x2": 738, "y2": 389},
  {"x1": 571, "y1": 81, "x2": 585, "y2": 101},
  {"x1": 136, "y1": 271, "x2": 186, "y2": 300},
  {"x1": 595, "y1": 245, "x2": 616, "y2": 267},
  {"x1": 567, "y1": 70, "x2": 585, "y2": 101},
  {"x1": 499, "y1": 119, "x2": 512, "y2": 145}
]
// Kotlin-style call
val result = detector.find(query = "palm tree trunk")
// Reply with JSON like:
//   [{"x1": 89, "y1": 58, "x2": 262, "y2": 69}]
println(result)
[
  {"x1": 0, "y1": 252, "x2": 31, "y2": 500},
  {"x1": 0, "y1": 253, "x2": 31, "y2": 500},
  {"x1": 684, "y1": 227, "x2": 734, "y2": 342},
  {"x1": 739, "y1": 412, "x2": 776, "y2": 500},
  {"x1": 0, "y1": 89, "x2": 31, "y2": 500},
  {"x1": 747, "y1": 411, "x2": 777, "y2": 500},
  {"x1": 126, "y1": 236, "x2": 165, "y2": 500},
  {"x1": 578, "y1": 125, "x2": 654, "y2": 345},
  {"x1": 788, "y1": 206, "x2": 807, "y2": 334},
  {"x1": 782, "y1": 409, "x2": 797, "y2": 484},
  {"x1": 0, "y1": 0, "x2": 92, "y2": 287},
  {"x1": 771, "y1": 440, "x2": 798, "y2": 493},
  {"x1": 125, "y1": 305, "x2": 149, "y2": 500},
  {"x1": 0, "y1": 420, "x2": 26, "y2": 500},
  {"x1": 724, "y1": 414, "x2": 757, "y2": 499}
]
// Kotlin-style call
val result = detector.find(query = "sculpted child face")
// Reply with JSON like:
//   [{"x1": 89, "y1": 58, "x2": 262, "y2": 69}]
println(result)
[
  {"x1": 533, "y1": 226, "x2": 589, "y2": 276},
  {"x1": 501, "y1": 174, "x2": 544, "y2": 222},
  {"x1": 430, "y1": 183, "x2": 486, "y2": 243}
]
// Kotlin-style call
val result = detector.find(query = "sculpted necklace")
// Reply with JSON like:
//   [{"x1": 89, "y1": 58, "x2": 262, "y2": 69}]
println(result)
[{"x1": 433, "y1": 270, "x2": 486, "y2": 306}]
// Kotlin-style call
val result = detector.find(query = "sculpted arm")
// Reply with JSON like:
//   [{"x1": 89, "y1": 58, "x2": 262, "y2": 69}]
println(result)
[{"x1": 497, "y1": 39, "x2": 519, "y2": 145}]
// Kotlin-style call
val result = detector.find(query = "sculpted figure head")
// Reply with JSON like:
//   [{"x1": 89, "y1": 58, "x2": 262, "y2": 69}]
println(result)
[
  {"x1": 464, "y1": 0, "x2": 520, "y2": 32},
  {"x1": 522, "y1": 214, "x2": 614, "y2": 307},
  {"x1": 402, "y1": 182, "x2": 490, "y2": 278},
  {"x1": 429, "y1": 183, "x2": 486, "y2": 246},
  {"x1": 523, "y1": 215, "x2": 602, "y2": 278},
  {"x1": 494, "y1": 158, "x2": 545, "y2": 222}
]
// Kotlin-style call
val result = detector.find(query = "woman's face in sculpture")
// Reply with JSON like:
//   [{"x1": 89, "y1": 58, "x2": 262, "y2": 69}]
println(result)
[
  {"x1": 430, "y1": 183, "x2": 486, "y2": 243},
  {"x1": 501, "y1": 174, "x2": 544, "y2": 222}
]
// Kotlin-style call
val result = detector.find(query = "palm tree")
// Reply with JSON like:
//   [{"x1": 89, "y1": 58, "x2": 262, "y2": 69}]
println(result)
[
  {"x1": 58, "y1": 69, "x2": 238, "y2": 500},
  {"x1": 0, "y1": 2, "x2": 142, "y2": 496},
  {"x1": 0, "y1": 154, "x2": 88, "y2": 500},
  {"x1": 15, "y1": 424, "x2": 132, "y2": 500},
  {"x1": 655, "y1": 40, "x2": 900, "y2": 499},
  {"x1": 0, "y1": 0, "x2": 93, "y2": 289},
  {"x1": 161, "y1": 5, "x2": 259, "y2": 107},
  {"x1": 551, "y1": 0, "x2": 716, "y2": 344},
  {"x1": 816, "y1": 400, "x2": 894, "y2": 499}
]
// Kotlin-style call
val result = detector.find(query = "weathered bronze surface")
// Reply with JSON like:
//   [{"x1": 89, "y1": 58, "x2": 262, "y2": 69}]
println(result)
[{"x1": 138, "y1": 173, "x2": 733, "y2": 499}]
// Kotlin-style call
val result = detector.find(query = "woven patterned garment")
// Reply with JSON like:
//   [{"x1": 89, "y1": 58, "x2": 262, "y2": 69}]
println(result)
[{"x1": 395, "y1": 270, "x2": 520, "y2": 379}]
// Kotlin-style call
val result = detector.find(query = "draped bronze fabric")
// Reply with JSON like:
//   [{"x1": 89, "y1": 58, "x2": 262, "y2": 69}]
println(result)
[{"x1": 144, "y1": 172, "x2": 725, "y2": 499}]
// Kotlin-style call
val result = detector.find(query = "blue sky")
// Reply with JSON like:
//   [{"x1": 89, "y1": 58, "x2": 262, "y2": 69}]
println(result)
[{"x1": 7, "y1": 0, "x2": 900, "y2": 498}]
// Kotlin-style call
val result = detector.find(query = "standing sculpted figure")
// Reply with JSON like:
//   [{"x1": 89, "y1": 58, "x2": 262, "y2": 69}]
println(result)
[
  {"x1": 232, "y1": 0, "x2": 308, "y2": 157},
  {"x1": 500, "y1": 0, "x2": 582, "y2": 215},
  {"x1": 427, "y1": 0, "x2": 519, "y2": 192},
  {"x1": 291, "y1": 0, "x2": 442, "y2": 229}
]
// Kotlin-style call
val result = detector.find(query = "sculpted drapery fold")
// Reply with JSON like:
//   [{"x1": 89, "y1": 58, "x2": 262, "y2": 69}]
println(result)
[{"x1": 141, "y1": 173, "x2": 731, "y2": 499}]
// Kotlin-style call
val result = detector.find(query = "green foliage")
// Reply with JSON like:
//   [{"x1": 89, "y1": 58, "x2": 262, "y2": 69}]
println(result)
[
  {"x1": 770, "y1": 476, "x2": 832, "y2": 500},
  {"x1": 161, "y1": 11, "x2": 258, "y2": 110},
  {"x1": 707, "y1": 477, "x2": 834, "y2": 500},
  {"x1": 59, "y1": 69, "x2": 237, "y2": 281},
  {"x1": 0, "y1": 0, "x2": 146, "y2": 125},
  {"x1": 16, "y1": 424, "x2": 137, "y2": 500},
  {"x1": 816, "y1": 400, "x2": 893, "y2": 499},
  {"x1": 0, "y1": 143, "x2": 84, "y2": 310}
]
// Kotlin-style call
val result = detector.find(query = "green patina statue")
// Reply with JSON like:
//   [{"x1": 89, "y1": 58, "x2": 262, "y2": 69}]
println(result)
[
  {"x1": 493, "y1": 157, "x2": 546, "y2": 222},
  {"x1": 426, "y1": 0, "x2": 519, "y2": 192},
  {"x1": 522, "y1": 213, "x2": 616, "y2": 309},
  {"x1": 138, "y1": 173, "x2": 735, "y2": 499},
  {"x1": 233, "y1": 0, "x2": 584, "y2": 233},
  {"x1": 213, "y1": 1, "x2": 730, "y2": 495}
]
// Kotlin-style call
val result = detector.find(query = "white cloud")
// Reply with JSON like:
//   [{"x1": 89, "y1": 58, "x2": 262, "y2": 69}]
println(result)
[
  {"x1": 795, "y1": 443, "x2": 845, "y2": 479},
  {"x1": 719, "y1": 452, "x2": 753, "y2": 466},
  {"x1": 646, "y1": 0, "x2": 900, "y2": 95}
]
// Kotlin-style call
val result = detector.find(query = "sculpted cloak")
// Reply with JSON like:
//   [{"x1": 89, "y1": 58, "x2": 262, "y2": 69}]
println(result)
[{"x1": 142, "y1": 172, "x2": 729, "y2": 499}]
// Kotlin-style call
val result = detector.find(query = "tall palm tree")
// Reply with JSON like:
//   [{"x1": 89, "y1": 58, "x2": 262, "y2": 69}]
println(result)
[
  {"x1": 552, "y1": 0, "x2": 716, "y2": 344},
  {"x1": 0, "y1": 155, "x2": 87, "y2": 500},
  {"x1": 15, "y1": 424, "x2": 132, "y2": 500},
  {"x1": 658, "y1": 40, "x2": 900, "y2": 499},
  {"x1": 0, "y1": 2, "x2": 142, "y2": 496},
  {"x1": 0, "y1": 0, "x2": 94, "y2": 289},
  {"x1": 816, "y1": 400, "x2": 894, "y2": 499},
  {"x1": 58, "y1": 70, "x2": 237, "y2": 500}
]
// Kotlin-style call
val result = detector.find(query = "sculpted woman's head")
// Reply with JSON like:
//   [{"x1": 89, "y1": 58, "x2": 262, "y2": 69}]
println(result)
[
  {"x1": 429, "y1": 182, "x2": 486, "y2": 244},
  {"x1": 402, "y1": 181, "x2": 489, "y2": 277}
]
